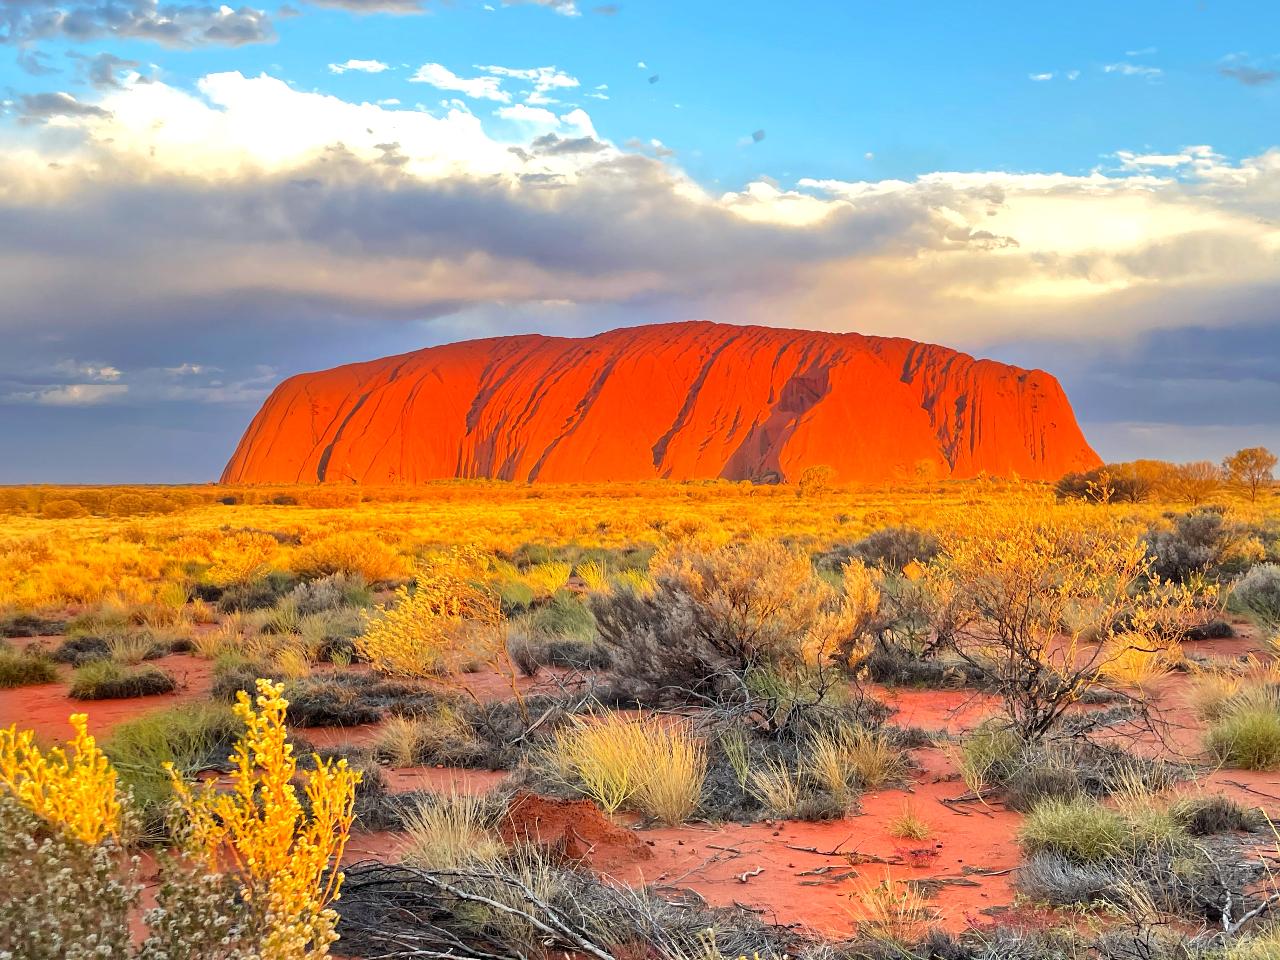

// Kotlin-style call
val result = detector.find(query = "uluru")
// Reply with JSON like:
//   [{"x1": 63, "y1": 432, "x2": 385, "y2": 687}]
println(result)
[{"x1": 221, "y1": 321, "x2": 1100, "y2": 485}]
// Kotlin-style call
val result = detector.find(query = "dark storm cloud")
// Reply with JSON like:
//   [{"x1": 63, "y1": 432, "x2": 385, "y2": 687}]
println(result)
[
  {"x1": 530, "y1": 132, "x2": 607, "y2": 155},
  {"x1": 0, "y1": 0, "x2": 274, "y2": 47},
  {"x1": 1219, "y1": 65, "x2": 1278, "y2": 86},
  {"x1": 0, "y1": 150, "x2": 936, "y2": 340},
  {"x1": 71, "y1": 51, "x2": 141, "y2": 87},
  {"x1": 17, "y1": 89, "x2": 109, "y2": 119}
]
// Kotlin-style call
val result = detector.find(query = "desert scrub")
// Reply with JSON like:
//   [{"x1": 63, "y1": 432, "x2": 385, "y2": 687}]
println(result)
[
  {"x1": 291, "y1": 531, "x2": 407, "y2": 583},
  {"x1": 0, "y1": 643, "x2": 58, "y2": 687},
  {"x1": 548, "y1": 712, "x2": 706, "y2": 824},
  {"x1": 1019, "y1": 796, "x2": 1128, "y2": 862},
  {"x1": 1206, "y1": 703, "x2": 1280, "y2": 770},
  {"x1": 106, "y1": 703, "x2": 242, "y2": 834},
  {"x1": 591, "y1": 539, "x2": 880, "y2": 702},
  {"x1": 358, "y1": 547, "x2": 505, "y2": 678},
  {"x1": 0, "y1": 712, "x2": 122, "y2": 843},
  {"x1": 0, "y1": 795, "x2": 139, "y2": 960},
  {"x1": 169, "y1": 678, "x2": 360, "y2": 960},
  {"x1": 1235, "y1": 562, "x2": 1280, "y2": 629},
  {"x1": 70, "y1": 659, "x2": 177, "y2": 699},
  {"x1": 399, "y1": 790, "x2": 505, "y2": 870}
]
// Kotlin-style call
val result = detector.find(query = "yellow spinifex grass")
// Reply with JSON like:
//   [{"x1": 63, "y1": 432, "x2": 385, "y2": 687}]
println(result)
[
  {"x1": 550, "y1": 712, "x2": 706, "y2": 824},
  {"x1": 0, "y1": 713, "x2": 120, "y2": 844},
  {"x1": 169, "y1": 678, "x2": 361, "y2": 960}
]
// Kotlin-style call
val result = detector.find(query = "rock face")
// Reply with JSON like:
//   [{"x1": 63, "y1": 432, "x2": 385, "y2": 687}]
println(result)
[{"x1": 221, "y1": 321, "x2": 1100, "y2": 484}]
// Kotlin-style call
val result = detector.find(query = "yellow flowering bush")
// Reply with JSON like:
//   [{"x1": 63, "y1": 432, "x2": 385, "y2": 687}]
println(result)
[
  {"x1": 357, "y1": 546, "x2": 504, "y2": 678},
  {"x1": 0, "y1": 713, "x2": 121, "y2": 844},
  {"x1": 169, "y1": 678, "x2": 361, "y2": 960}
]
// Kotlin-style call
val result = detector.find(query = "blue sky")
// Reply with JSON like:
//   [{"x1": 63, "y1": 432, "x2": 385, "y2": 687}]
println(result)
[{"x1": 2, "y1": 0, "x2": 1280, "y2": 480}]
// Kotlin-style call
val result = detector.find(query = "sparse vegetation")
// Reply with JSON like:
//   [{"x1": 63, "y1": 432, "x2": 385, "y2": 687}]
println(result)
[
  {"x1": 69, "y1": 660, "x2": 178, "y2": 700},
  {"x1": 4, "y1": 478, "x2": 1280, "y2": 957}
]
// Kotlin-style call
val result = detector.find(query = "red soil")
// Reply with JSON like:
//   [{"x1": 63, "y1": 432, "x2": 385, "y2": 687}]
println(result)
[
  {"x1": 221, "y1": 321, "x2": 1100, "y2": 485},
  {"x1": 501, "y1": 792, "x2": 654, "y2": 870},
  {"x1": 0, "y1": 653, "x2": 215, "y2": 740}
]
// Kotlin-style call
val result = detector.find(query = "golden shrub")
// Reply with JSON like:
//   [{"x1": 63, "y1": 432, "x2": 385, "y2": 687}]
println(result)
[
  {"x1": 170, "y1": 678, "x2": 360, "y2": 960},
  {"x1": 0, "y1": 713, "x2": 121, "y2": 844},
  {"x1": 291, "y1": 531, "x2": 406, "y2": 583},
  {"x1": 357, "y1": 547, "x2": 503, "y2": 678}
]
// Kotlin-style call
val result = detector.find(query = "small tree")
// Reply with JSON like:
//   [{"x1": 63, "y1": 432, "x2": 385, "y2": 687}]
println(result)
[
  {"x1": 796, "y1": 464, "x2": 836, "y2": 498},
  {"x1": 1223, "y1": 446, "x2": 1277, "y2": 502},
  {"x1": 1166, "y1": 461, "x2": 1223, "y2": 506}
]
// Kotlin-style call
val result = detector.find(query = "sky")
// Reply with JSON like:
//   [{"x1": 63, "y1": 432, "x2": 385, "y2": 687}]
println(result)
[{"x1": 1, "y1": 0, "x2": 1279, "y2": 482}]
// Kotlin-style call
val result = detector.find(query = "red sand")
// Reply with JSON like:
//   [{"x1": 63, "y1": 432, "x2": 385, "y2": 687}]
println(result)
[
  {"x1": 10, "y1": 618, "x2": 1280, "y2": 943},
  {"x1": 0, "y1": 653, "x2": 215, "y2": 739},
  {"x1": 222, "y1": 321, "x2": 1099, "y2": 485}
]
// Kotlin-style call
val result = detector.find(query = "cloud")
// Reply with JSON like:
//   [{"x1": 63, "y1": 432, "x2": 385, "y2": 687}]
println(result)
[
  {"x1": 504, "y1": 0, "x2": 578, "y2": 15},
  {"x1": 0, "y1": 0, "x2": 274, "y2": 47},
  {"x1": 16, "y1": 46, "x2": 57, "y2": 74},
  {"x1": 54, "y1": 359, "x2": 122, "y2": 380},
  {"x1": 478, "y1": 64, "x2": 578, "y2": 101},
  {"x1": 73, "y1": 52, "x2": 142, "y2": 88},
  {"x1": 328, "y1": 58, "x2": 390, "y2": 74},
  {"x1": 410, "y1": 62, "x2": 510, "y2": 101},
  {"x1": 1103, "y1": 62, "x2": 1162, "y2": 79},
  {"x1": 1029, "y1": 72, "x2": 1053, "y2": 82},
  {"x1": 302, "y1": 0, "x2": 425, "y2": 11},
  {"x1": 17, "y1": 90, "x2": 110, "y2": 121},
  {"x1": 4, "y1": 383, "x2": 129, "y2": 405},
  {"x1": 4, "y1": 69, "x2": 1280, "y2": 434},
  {"x1": 1220, "y1": 65, "x2": 1278, "y2": 86}
]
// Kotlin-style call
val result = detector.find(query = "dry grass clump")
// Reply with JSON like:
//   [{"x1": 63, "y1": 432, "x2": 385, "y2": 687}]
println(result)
[
  {"x1": 1206, "y1": 704, "x2": 1280, "y2": 770},
  {"x1": 399, "y1": 791, "x2": 505, "y2": 870},
  {"x1": 851, "y1": 872, "x2": 933, "y2": 945},
  {"x1": 69, "y1": 660, "x2": 177, "y2": 700},
  {"x1": 747, "y1": 757, "x2": 805, "y2": 818},
  {"x1": 1018, "y1": 796, "x2": 1129, "y2": 863},
  {"x1": 548, "y1": 712, "x2": 706, "y2": 824},
  {"x1": 0, "y1": 645, "x2": 58, "y2": 688},
  {"x1": 888, "y1": 803, "x2": 931, "y2": 840},
  {"x1": 372, "y1": 707, "x2": 481, "y2": 768},
  {"x1": 806, "y1": 723, "x2": 905, "y2": 806},
  {"x1": 1096, "y1": 637, "x2": 1177, "y2": 689}
]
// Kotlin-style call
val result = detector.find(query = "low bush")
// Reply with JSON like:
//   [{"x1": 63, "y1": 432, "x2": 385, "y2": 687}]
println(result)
[
  {"x1": 592, "y1": 539, "x2": 878, "y2": 703},
  {"x1": 0, "y1": 612, "x2": 67, "y2": 637},
  {"x1": 1171, "y1": 792, "x2": 1264, "y2": 835},
  {"x1": 548, "y1": 712, "x2": 706, "y2": 824},
  {"x1": 399, "y1": 791, "x2": 505, "y2": 870},
  {"x1": 1206, "y1": 704, "x2": 1280, "y2": 770},
  {"x1": 0, "y1": 645, "x2": 58, "y2": 688},
  {"x1": 525, "y1": 591, "x2": 596, "y2": 640},
  {"x1": 106, "y1": 703, "x2": 242, "y2": 833},
  {"x1": 851, "y1": 526, "x2": 941, "y2": 571},
  {"x1": 292, "y1": 532, "x2": 406, "y2": 583},
  {"x1": 1018, "y1": 797, "x2": 1127, "y2": 863},
  {"x1": 508, "y1": 634, "x2": 612, "y2": 676},
  {"x1": 214, "y1": 571, "x2": 297, "y2": 613},
  {"x1": 286, "y1": 572, "x2": 372, "y2": 615},
  {"x1": 69, "y1": 660, "x2": 177, "y2": 700},
  {"x1": 1235, "y1": 562, "x2": 1280, "y2": 629},
  {"x1": 1144, "y1": 509, "x2": 1249, "y2": 582}
]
